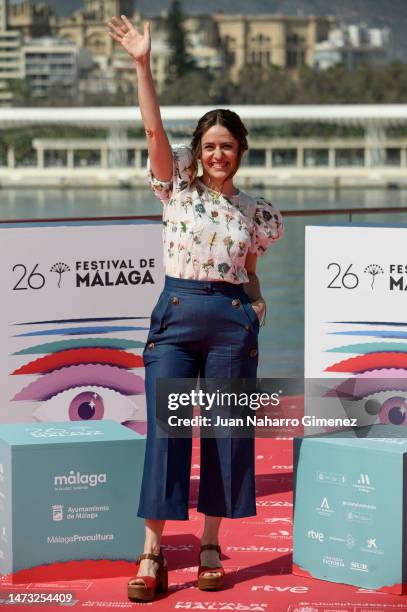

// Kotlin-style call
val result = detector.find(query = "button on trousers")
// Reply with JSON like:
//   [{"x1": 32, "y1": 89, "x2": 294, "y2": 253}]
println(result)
[{"x1": 137, "y1": 275, "x2": 260, "y2": 520}]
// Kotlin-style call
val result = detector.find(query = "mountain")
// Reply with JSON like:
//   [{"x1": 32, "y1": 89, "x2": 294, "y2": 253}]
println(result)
[{"x1": 12, "y1": 0, "x2": 407, "y2": 59}]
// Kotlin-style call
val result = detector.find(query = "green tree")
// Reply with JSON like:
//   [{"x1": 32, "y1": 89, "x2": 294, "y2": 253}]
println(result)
[
  {"x1": 7, "y1": 79, "x2": 33, "y2": 107},
  {"x1": 165, "y1": 0, "x2": 196, "y2": 84}
]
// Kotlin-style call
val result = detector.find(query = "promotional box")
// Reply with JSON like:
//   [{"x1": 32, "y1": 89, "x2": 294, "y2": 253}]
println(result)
[
  {"x1": 0, "y1": 420, "x2": 146, "y2": 574},
  {"x1": 293, "y1": 424, "x2": 407, "y2": 593}
]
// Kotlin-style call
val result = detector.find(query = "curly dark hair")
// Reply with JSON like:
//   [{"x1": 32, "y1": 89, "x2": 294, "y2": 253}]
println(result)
[{"x1": 190, "y1": 109, "x2": 249, "y2": 181}]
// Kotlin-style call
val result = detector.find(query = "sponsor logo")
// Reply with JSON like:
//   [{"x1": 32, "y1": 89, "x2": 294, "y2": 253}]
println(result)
[
  {"x1": 54, "y1": 470, "x2": 107, "y2": 490},
  {"x1": 328, "y1": 534, "x2": 355, "y2": 549},
  {"x1": 52, "y1": 504, "x2": 64, "y2": 522},
  {"x1": 257, "y1": 501, "x2": 292, "y2": 507},
  {"x1": 66, "y1": 505, "x2": 110, "y2": 521},
  {"x1": 343, "y1": 500, "x2": 376, "y2": 511},
  {"x1": 226, "y1": 545, "x2": 291, "y2": 553},
  {"x1": 251, "y1": 585, "x2": 309, "y2": 593},
  {"x1": 322, "y1": 555, "x2": 345, "y2": 568},
  {"x1": 291, "y1": 607, "x2": 319, "y2": 612},
  {"x1": 317, "y1": 470, "x2": 346, "y2": 485},
  {"x1": 47, "y1": 533, "x2": 114, "y2": 545},
  {"x1": 307, "y1": 529, "x2": 324, "y2": 542},
  {"x1": 361, "y1": 537, "x2": 384, "y2": 555},
  {"x1": 345, "y1": 509, "x2": 373, "y2": 524},
  {"x1": 174, "y1": 604, "x2": 268, "y2": 610},
  {"x1": 350, "y1": 560, "x2": 368, "y2": 573},
  {"x1": 162, "y1": 544, "x2": 194, "y2": 552},
  {"x1": 353, "y1": 473, "x2": 375, "y2": 494},
  {"x1": 28, "y1": 426, "x2": 104, "y2": 439},
  {"x1": 316, "y1": 497, "x2": 334, "y2": 517},
  {"x1": 264, "y1": 517, "x2": 292, "y2": 524},
  {"x1": 358, "y1": 473, "x2": 370, "y2": 486},
  {"x1": 259, "y1": 530, "x2": 291, "y2": 540}
]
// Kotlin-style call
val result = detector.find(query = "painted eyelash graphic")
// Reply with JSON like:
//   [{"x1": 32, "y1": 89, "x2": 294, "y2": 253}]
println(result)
[
  {"x1": 324, "y1": 322, "x2": 407, "y2": 429},
  {"x1": 14, "y1": 338, "x2": 145, "y2": 355},
  {"x1": 329, "y1": 331, "x2": 407, "y2": 339},
  {"x1": 15, "y1": 325, "x2": 149, "y2": 337},
  {"x1": 327, "y1": 342, "x2": 407, "y2": 355},
  {"x1": 12, "y1": 348, "x2": 144, "y2": 375},
  {"x1": 325, "y1": 352, "x2": 407, "y2": 374}
]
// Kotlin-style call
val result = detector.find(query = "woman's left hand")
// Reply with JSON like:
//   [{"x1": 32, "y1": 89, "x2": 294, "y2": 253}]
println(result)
[{"x1": 250, "y1": 299, "x2": 266, "y2": 325}]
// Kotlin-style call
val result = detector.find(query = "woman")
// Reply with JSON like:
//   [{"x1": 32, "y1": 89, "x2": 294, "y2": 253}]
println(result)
[{"x1": 107, "y1": 15, "x2": 284, "y2": 602}]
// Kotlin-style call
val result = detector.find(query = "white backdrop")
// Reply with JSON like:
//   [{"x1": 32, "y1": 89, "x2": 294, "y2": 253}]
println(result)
[
  {"x1": 0, "y1": 220, "x2": 164, "y2": 424},
  {"x1": 305, "y1": 225, "x2": 407, "y2": 427}
]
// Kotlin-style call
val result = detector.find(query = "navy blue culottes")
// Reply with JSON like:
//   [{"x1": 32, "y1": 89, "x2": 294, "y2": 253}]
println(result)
[{"x1": 137, "y1": 275, "x2": 259, "y2": 520}]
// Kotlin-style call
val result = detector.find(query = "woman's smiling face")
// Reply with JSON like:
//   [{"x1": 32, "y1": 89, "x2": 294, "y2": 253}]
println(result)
[{"x1": 199, "y1": 124, "x2": 241, "y2": 186}]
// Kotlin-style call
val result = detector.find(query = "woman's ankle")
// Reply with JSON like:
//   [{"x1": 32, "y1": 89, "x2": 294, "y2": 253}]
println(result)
[{"x1": 143, "y1": 544, "x2": 161, "y2": 555}]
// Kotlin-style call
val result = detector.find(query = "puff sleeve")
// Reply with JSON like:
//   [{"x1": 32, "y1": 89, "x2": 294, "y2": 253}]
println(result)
[
  {"x1": 147, "y1": 144, "x2": 194, "y2": 206},
  {"x1": 249, "y1": 198, "x2": 284, "y2": 256}
]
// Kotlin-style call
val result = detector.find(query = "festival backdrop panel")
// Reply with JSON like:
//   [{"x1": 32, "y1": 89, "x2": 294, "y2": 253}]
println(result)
[
  {"x1": 0, "y1": 221, "x2": 163, "y2": 426},
  {"x1": 304, "y1": 225, "x2": 407, "y2": 428}
]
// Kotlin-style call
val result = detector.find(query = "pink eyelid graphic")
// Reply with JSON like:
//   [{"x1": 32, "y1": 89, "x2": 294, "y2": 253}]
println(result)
[
  {"x1": 12, "y1": 364, "x2": 145, "y2": 401},
  {"x1": 325, "y1": 369, "x2": 407, "y2": 400}
]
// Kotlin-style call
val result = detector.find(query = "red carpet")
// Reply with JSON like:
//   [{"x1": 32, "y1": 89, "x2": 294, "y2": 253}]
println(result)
[{"x1": 1, "y1": 438, "x2": 407, "y2": 611}]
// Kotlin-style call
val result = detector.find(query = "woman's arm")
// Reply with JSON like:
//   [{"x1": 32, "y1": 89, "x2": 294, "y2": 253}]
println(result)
[
  {"x1": 244, "y1": 252, "x2": 266, "y2": 325},
  {"x1": 107, "y1": 16, "x2": 173, "y2": 182}
]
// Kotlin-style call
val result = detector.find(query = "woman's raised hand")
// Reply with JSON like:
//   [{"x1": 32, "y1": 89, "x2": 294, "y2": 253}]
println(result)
[{"x1": 107, "y1": 15, "x2": 151, "y2": 62}]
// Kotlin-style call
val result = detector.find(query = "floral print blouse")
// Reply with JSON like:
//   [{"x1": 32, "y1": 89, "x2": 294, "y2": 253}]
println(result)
[{"x1": 148, "y1": 144, "x2": 284, "y2": 284}]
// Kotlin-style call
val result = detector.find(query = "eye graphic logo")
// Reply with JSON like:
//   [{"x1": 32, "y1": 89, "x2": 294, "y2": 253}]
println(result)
[
  {"x1": 11, "y1": 316, "x2": 150, "y2": 434},
  {"x1": 325, "y1": 320, "x2": 407, "y2": 428},
  {"x1": 50, "y1": 262, "x2": 70, "y2": 288},
  {"x1": 364, "y1": 264, "x2": 384, "y2": 290}
]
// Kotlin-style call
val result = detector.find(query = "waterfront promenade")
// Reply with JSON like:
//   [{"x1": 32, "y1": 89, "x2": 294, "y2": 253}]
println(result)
[{"x1": 2, "y1": 104, "x2": 407, "y2": 187}]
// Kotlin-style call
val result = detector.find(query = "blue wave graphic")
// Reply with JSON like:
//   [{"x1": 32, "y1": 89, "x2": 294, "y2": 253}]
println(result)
[{"x1": 15, "y1": 326, "x2": 149, "y2": 337}]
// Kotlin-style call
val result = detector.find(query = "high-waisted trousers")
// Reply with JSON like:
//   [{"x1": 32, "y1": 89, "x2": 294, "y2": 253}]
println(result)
[{"x1": 137, "y1": 275, "x2": 259, "y2": 520}]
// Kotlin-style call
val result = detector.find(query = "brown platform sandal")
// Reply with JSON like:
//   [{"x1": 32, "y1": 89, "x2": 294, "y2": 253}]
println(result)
[
  {"x1": 197, "y1": 544, "x2": 225, "y2": 591},
  {"x1": 127, "y1": 548, "x2": 168, "y2": 602}
]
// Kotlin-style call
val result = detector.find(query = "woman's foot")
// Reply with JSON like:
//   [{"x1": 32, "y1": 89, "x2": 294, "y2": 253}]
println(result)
[
  {"x1": 134, "y1": 557, "x2": 160, "y2": 583},
  {"x1": 128, "y1": 548, "x2": 168, "y2": 602},
  {"x1": 198, "y1": 544, "x2": 224, "y2": 590},
  {"x1": 199, "y1": 546, "x2": 222, "y2": 578}
]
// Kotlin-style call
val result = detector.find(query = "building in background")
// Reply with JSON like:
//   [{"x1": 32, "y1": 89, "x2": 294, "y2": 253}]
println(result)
[
  {"x1": 0, "y1": 1, "x2": 395, "y2": 104},
  {"x1": 22, "y1": 37, "x2": 78, "y2": 99},
  {"x1": 213, "y1": 14, "x2": 335, "y2": 81},
  {"x1": 0, "y1": 0, "x2": 23, "y2": 105},
  {"x1": 0, "y1": 0, "x2": 6, "y2": 30},
  {"x1": 313, "y1": 23, "x2": 390, "y2": 70},
  {"x1": 7, "y1": 0, "x2": 51, "y2": 38}
]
